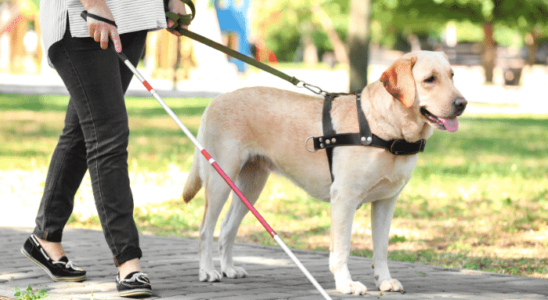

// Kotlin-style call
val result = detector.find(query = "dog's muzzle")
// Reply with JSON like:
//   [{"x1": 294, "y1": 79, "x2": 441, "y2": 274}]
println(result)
[{"x1": 453, "y1": 97, "x2": 467, "y2": 116}]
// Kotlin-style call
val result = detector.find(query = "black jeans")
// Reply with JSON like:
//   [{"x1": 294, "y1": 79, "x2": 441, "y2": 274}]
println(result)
[{"x1": 33, "y1": 28, "x2": 147, "y2": 267}]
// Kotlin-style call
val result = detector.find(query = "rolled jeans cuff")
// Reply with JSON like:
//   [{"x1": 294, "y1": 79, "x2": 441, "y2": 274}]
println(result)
[
  {"x1": 33, "y1": 228, "x2": 63, "y2": 243},
  {"x1": 114, "y1": 247, "x2": 142, "y2": 267}
]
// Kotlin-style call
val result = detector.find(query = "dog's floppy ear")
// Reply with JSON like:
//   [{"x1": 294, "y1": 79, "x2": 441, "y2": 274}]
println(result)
[{"x1": 380, "y1": 56, "x2": 417, "y2": 108}]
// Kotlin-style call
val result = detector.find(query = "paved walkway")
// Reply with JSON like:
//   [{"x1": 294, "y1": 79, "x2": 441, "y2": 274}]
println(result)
[{"x1": 0, "y1": 227, "x2": 546, "y2": 300}]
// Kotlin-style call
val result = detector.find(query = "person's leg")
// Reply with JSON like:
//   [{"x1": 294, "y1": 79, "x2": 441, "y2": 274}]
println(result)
[
  {"x1": 33, "y1": 99, "x2": 87, "y2": 261},
  {"x1": 24, "y1": 94, "x2": 88, "y2": 282},
  {"x1": 34, "y1": 92, "x2": 87, "y2": 235},
  {"x1": 36, "y1": 29, "x2": 148, "y2": 270},
  {"x1": 111, "y1": 31, "x2": 150, "y2": 279}
]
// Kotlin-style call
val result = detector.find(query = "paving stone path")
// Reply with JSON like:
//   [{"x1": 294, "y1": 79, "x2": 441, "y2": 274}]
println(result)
[{"x1": 0, "y1": 227, "x2": 546, "y2": 300}]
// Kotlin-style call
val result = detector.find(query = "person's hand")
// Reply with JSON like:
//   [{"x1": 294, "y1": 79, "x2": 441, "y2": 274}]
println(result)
[
  {"x1": 167, "y1": 0, "x2": 189, "y2": 37},
  {"x1": 81, "y1": 0, "x2": 122, "y2": 52}
]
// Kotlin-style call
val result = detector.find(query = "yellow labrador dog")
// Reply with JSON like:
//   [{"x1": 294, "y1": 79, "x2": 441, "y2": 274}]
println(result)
[{"x1": 183, "y1": 51, "x2": 466, "y2": 294}]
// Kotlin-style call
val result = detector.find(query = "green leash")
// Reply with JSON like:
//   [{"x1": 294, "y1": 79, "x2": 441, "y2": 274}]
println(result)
[
  {"x1": 165, "y1": 6, "x2": 327, "y2": 95},
  {"x1": 165, "y1": 0, "x2": 196, "y2": 26}
]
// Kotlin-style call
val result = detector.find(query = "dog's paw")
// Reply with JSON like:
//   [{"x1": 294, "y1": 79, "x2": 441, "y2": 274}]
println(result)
[
  {"x1": 336, "y1": 280, "x2": 367, "y2": 295},
  {"x1": 199, "y1": 269, "x2": 223, "y2": 282},
  {"x1": 378, "y1": 279, "x2": 404, "y2": 292},
  {"x1": 222, "y1": 266, "x2": 248, "y2": 279}
]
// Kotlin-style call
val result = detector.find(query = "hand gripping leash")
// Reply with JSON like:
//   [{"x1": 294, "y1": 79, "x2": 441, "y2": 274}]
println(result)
[{"x1": 81, "y1": 10, "x2": 332, "y2": 300}]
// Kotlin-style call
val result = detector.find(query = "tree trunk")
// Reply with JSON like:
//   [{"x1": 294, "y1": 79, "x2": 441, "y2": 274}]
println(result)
[
  {"x1": 481, "y1": 21, "x2": 496, "y2": 84},
  {"x1": 311, "y1": 5, "x2": 348, "y2": 64},
  {"x1": 347, "y1": 0, "x2": 371, "y2": 92},
  {"x1": 34, "y1": 13, "x2": 43, "y2": 74},
  {"x1": 303, "y1": 34, "x2": 319, "y2": 66},
  {"x1": 525, "y1": 28, "x2": 540, "y2": 66},
  {"x1": 9, "y1": 14, "x2": 27, "y2": 74},
  {"x1": 172, "y1": 37, "x2": 181, "y2": 90},
  {"x1": 406, "y1": 32, "x2": 421, "y2": 52}
]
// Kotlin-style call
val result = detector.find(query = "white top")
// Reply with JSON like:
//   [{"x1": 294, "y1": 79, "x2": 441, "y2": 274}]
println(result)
[{"x1": 40, "y1": 0, "x2": 167, "y2": 67}]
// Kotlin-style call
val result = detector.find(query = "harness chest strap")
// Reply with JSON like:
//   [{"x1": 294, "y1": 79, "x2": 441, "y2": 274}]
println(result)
[
  {"x1": 310, "y1": 92, "x2": 426, "y2": 182},
  {"x1": 312, "y1": 133, "x2": 426, "y2": 155}
]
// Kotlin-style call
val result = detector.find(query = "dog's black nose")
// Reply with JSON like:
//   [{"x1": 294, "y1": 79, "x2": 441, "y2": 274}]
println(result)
[{"x1": 453, "y1": 97, "x2": 467, "y2": 115}]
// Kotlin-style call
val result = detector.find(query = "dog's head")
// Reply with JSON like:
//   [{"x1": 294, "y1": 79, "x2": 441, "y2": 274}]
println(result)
[{"x1": 380, "y1": 51, "x2": 466, "y2": 132}]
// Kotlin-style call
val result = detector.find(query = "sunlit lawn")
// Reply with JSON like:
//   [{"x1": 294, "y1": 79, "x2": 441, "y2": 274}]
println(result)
[{"x1": 1, "y1": 93, "x2": 547, "y2": 278}]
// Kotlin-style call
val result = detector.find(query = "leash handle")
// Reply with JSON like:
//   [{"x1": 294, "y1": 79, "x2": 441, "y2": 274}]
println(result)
[{"x1": 166, "y1": 0, "x2": 196, "y2": 27}]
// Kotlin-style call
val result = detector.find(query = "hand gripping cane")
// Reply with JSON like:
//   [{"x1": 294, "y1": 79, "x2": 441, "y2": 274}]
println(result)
[{"x1": 81, "y1": 10, "x2": 332, "y2": 300}]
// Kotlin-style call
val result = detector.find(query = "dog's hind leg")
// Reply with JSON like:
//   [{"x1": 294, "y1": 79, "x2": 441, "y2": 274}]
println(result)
[
  {"x1": 199, "y1": 151, "x2": 242, "y2": 282},
  {"x1": 219, "y1": 158, "x2": 270, "y2": 279}
]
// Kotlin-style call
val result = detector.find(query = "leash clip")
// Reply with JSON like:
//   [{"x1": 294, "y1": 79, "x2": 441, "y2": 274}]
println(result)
[{"x1": 298, "y1": 82, "x2": 327, "y2": 96}]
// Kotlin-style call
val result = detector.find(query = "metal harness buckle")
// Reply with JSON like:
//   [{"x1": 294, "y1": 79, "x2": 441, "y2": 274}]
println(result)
[{"x1": 305, "y1": 136, "x2": 317, "y2": 153}]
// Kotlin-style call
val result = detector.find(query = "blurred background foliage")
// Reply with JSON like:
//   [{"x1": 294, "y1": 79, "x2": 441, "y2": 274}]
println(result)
[
  {"x1": 249, "y1": 0, "x2": 548, "y2": 87},
  {"x1": 3, "y1": 0, "x2": 547, "y2": 87},
  {"x1": 253, "y1": 0, "x2": 548, "y2": 59},
  {"x1": 6, "y1": 0, "x2": 548, "y2": 62},
  {"x1": 253, "y1": 0, "x2": 351, "y2": 62},
  {"x1": 10, "y1": 0, "x2": 38, "y2": 17}
]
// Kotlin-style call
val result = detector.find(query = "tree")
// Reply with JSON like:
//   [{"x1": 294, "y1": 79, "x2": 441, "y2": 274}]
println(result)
[
  {"x1": 374, "y1": 0, "x2": 548, "y2": 83},
  {"x1": 252, "y1": 0, "x2": 350, "y2": 63},
  {"x1": 459, "y1": 0, "x2": 548, "y2": 82},
  {"x1": 311, "y1": 4, "x2": 348, "y2": 64},
  {"x1": 347, "y1": 0, "x2": 371, "y2": 92}
]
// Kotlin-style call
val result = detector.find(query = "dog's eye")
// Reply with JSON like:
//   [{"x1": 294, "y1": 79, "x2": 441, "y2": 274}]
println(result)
[{"x1": 424, "y1": 76, "x2": 435, "y2": 83}]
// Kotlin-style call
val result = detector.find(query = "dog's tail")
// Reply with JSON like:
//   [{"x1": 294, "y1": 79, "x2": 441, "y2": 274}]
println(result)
[{"x1": 183, "y1": 147, "x2": 202, "y2": 203}]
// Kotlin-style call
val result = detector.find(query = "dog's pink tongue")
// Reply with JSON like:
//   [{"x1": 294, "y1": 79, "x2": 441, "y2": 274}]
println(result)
[{"x1": 440, "y1": 117, "x2": 458, "y2": 132}]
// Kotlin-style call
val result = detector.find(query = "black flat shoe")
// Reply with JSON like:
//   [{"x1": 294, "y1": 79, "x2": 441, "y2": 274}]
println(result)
[
  {"x1": 116, "y1": 271, "x2": 152, "y2": 297},
  {"x1": 21, "y1": 234, "x2": 86, "y2": 282}
]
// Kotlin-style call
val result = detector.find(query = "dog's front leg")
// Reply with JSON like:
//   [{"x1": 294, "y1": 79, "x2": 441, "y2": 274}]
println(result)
[
  {"x1": 329, "y1": 192, "x2": 367, "y2": 295},
  {"x1": 371, "y1": 195, "x2": 404, "y2": 292}
]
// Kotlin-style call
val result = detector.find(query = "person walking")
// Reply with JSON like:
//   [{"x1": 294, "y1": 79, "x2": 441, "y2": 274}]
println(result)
[{"x1": 21, "y1": 0, "x2": 189, "y2": 297}]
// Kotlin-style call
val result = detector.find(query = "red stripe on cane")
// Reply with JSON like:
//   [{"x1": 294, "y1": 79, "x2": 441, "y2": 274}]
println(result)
[
  {"x1": 143, "y1": 81, "x2": 153, "y2": 91},
  {"x1": 201, "y1": 149, "x2": 212, "y2": 161}
]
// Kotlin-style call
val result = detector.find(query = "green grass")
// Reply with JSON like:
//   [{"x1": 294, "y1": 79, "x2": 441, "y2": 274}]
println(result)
[
  {"x1": 13, "y1": 285, "x2": 49, "y2": 300},
  {"x1": 0, "y1": 94, "x2": 208, "y2": 171},
  {"x1": 1, "y1": 93, "x2": 547, "y2": 278}
]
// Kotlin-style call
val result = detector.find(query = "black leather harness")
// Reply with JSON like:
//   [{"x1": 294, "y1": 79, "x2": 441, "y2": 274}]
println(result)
[{"x1": 307, "y1": 92, "x2": 426, "y2": 182}]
